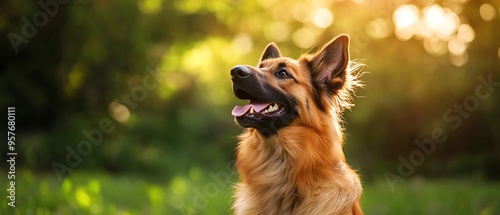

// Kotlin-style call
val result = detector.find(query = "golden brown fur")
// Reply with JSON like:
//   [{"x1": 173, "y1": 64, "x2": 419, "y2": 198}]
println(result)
[{"x1": 232, "y1": 35, "x2": 363, "y2": 215}]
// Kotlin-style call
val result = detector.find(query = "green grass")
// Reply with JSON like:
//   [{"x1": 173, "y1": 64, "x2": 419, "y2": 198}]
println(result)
[
  {"x1": 1, "y1": 170, "x2": 499, "y2": 215},
  {"x1": 363, "y1": 178, "x2": 500, "y2": 215}
]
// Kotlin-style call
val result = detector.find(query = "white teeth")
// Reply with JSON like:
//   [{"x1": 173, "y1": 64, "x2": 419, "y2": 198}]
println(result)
[
  {"x1": 263, "y1": 103, "x2": 279, "y2": 114},
  {"x1": 249, "y1": 106, "x2": 254, "y2": 114}
]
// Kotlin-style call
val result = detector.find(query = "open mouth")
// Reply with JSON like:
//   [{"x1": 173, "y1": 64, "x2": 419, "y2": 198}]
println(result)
[
  {"x1": 231, "y1": 83, "x2": 297, "y2": 134},
  {"x1": 232, "y1": 102, "x2": 286, "y2": 119},
  {"x1": 231, "y1": 87, "x2": 286, "y2": 119}
]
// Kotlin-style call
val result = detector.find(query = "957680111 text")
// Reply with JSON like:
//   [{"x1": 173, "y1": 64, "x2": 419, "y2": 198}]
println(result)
[{"x1": 7, "y1": 107, "x2": 16, "y2": 208}]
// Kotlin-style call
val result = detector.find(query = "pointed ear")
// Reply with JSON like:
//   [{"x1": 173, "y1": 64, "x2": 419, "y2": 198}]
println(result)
[
  {"x1": 259, "y1": 42, "x2": 282, "y2": 64},
  {"x1": 309, "y1": 34, "x2": 350, "y2": 91}
]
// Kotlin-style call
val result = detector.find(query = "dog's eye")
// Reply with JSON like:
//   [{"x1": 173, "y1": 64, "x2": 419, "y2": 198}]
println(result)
[{"x1": 275, "y1": 69, "x2": 291, "y2": 79}]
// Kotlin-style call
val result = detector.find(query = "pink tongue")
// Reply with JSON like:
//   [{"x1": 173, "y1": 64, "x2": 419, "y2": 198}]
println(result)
[{"x1": 232, "y1": 102, "x2": 272, "y2": 117}]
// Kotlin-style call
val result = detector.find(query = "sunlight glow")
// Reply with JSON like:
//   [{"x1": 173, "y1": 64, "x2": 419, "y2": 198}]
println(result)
[
  {"x1": 393, "y1": 4, "x2": 419, "y2": 28},
  {"x1": 424, "y1": 5, "x2": 459, "y2": 39},
  {"x1": 312, "y1": 8, "x2": 334, "y2": 28},
  {"x1": 424, "y1": 5, "x2": 445, "y2": 30},
  {"x1": 479, "y1": 4, "x2": 496, "y2": 22},
  {"x1": 392, "y1": 2, "x2": 473, "y2": 64},
  {"x1": 172, "y1": 38, "x2": 233, "y2": 106},
  {"x1": 182, "y1": 42, "x2": 213, "y2": 78}
]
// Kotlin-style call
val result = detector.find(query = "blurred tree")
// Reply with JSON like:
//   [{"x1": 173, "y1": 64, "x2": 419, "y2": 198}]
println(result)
[{"x1": 0, "y1": 0, "x2": 498, "y2": 180}]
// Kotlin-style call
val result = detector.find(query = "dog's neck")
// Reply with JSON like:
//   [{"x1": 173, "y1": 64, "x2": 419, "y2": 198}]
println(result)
[
  {"x1": 236, "y1": 113, "x2": 347, "y2": 190},
  {"x1": 235, "y1": 121, "x2": 352, "y2": 213}
]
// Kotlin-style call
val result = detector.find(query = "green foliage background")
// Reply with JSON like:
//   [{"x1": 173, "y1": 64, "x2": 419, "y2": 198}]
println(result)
[{"x1": 0, "y1": 0, "x2": 499, "y2": 214}]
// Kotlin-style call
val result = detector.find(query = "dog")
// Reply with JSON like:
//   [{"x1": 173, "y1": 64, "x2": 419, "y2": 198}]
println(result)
[{"x1": 230, "y1": 34, "x2": 364, "y2": 215}]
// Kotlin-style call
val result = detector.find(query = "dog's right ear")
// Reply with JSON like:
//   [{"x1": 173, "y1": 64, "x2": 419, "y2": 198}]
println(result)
[{"x1": 259, "y1": 43, "x2": 282, "y2": 65}]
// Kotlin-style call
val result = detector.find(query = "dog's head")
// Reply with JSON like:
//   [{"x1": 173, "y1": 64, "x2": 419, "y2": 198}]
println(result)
[{"x1": 231, "y1": 34, "x2": 361, "y2": 136}]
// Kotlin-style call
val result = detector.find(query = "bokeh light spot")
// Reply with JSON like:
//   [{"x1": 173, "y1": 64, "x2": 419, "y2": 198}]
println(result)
[
  {"x1": 173, "y1": 0, "x2": 203, "y2": 14},
  {"x1": 448, "y1": 37, "x2": 467, "y2": 55},
  {"x1": 479, "y1": 4, "x2": 496, "y2": 22},
  {"x1": 148, "y1": 186, "x2": 164, "y2": 205},
  {"x1": 439, "y1": 9, "x2": 459, "y2": 39},
  {"x1": 450, "y1": 51, "x2": 468, "y2": 67},
  {"x1": 425, "y1": 4, "x2": 445, "y2": 30},
  {"x1": 109, "y1": 102, "x2": 130, "y2": 123},
  {"x1": 392, "y1": 2, "x2": 472, "y2": 58},
  {"x1": 75, "y1": 187, "x2": 91, "y2": 208},
  {"x1": 424, "y1": 5, "x2": 459, "y2": 39},
  {"x1": 424, "y1": 39, "x2": 447, "y2": 56},
  {"x1": 232, "y1": 33, "x2": 253, "y2": 55},
  {"x1": 169, "y1": 176, "x2": 188, "y2": 197},
  {"x1": 88, "y1": 180, "x2": 101, "y2": 194},
  {"x1": 395, "y1": 27, "x2": 413, "y2": 41},
  {"x1": 312, "y1": 8, "x2": 334, "y2": 28},
  {"x1": 393, "y1": 4, "x2": 419, "y2": 28},
  {"x1": 62, "y1": 179, "x2": 72, "y2": 195},
  {"x1": 457, "y1": 24, "x2": 475, "y2": 43}
]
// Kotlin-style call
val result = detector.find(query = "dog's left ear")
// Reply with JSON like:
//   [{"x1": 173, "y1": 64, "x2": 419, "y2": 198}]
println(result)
[
  {"x1": 259, "y1": 42, "x2": 282, "y2": 65},
  {"x1": 309, "y1": 34, "x2": 350, "y2": 91}
]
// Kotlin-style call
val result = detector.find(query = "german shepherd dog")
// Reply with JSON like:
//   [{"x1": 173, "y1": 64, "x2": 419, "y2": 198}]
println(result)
[{"x1": 230, "y1": 34, "x2": 363, "y2": 215}]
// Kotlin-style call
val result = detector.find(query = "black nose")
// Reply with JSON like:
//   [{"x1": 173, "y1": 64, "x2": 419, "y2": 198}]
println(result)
[{"x1": 231, "y1": 65, "x2": 250, "y2": 80}]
